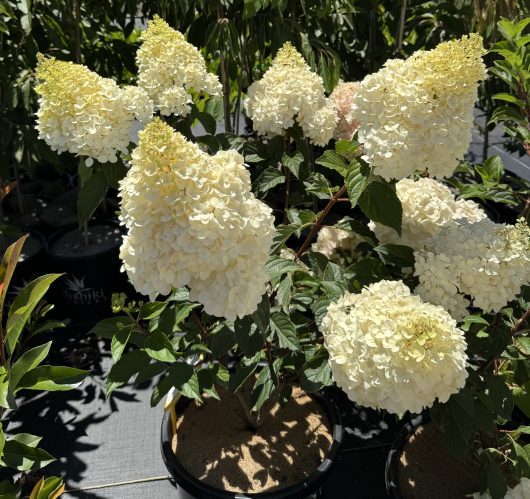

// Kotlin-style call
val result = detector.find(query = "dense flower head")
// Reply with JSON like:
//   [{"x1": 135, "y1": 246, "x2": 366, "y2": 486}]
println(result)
[
  {"x1": 136, "y1": 16, "x2": 222, "y2": 116},
  {"x1": 330, "y1": 82, "x2": 361, "y2": 140},
  {"x1": 321, "y1": 280, "x2": 468, "y2": 414},
  {"x1": 245, "y1": 42, "x2": 338, "y2": 146},
  {"x1": 311, "y1": 220, "x2": 364, "y2": 262},
  {"x1": 351, "y1": 34, "x2": 486, "y2": 180},
  {"x1": 371, "y1": 178, "x2": 486, "y2": 248},
  {"x1": 472, "y1": 477, "x2": 530, "y2": 499},
  {"x1": 35, "y1": 54, "x2": 153, "y2": 166},
  {"x1": 415, "y1": 218, "x2": 530, "y2": 319},
  {"x1": 119, "y1": 118, "x2": 275, "y2": 321}
]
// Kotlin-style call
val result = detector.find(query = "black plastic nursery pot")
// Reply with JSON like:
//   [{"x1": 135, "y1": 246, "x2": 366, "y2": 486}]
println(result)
[
  {"x1": 45, "y1": 220, "x2": 132, "y2": 326},
  {"x1": 161, "y1": 391, "x2": 345, "y2": 499},
  {"x1": 384, "y1": 413, "x2": 427, "y2": 499}
]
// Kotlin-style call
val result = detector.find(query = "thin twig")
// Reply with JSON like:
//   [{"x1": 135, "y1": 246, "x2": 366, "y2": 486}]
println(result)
[
  {"x1": 512, "y1": 307, "x2": 530, "y2": 335},
  {"x1": 235, "y1": 390, "x2": 260, "y2": 431},
  {"x1": 394, "y1": 0, "x2": 407, "y2": 55},
  {"x1": 191, "y1": 310, "x2": 208, "y2": 343},
  {"x1": 217, "y1": 8, "x2": 232, "y2": 133},
  {"x1": 295, "y1": 185, "x2": 347, "y2": 260}
]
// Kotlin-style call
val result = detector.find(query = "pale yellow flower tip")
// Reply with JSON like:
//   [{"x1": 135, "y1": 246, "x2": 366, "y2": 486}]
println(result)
[
  {"x1": 119, "y1": 116, "x2": 275, "y2": 321},
  {"x1": 136, "y1": 16, "x2": 222, "y2": 117},
  {"x1": 245, "y1": 41, "x2": 337, "y2": 146}
]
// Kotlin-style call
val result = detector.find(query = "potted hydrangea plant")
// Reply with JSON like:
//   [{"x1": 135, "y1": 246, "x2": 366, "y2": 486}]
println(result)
[{"x1": 36, "y1": 13, "x2": 530, "y2": 498}]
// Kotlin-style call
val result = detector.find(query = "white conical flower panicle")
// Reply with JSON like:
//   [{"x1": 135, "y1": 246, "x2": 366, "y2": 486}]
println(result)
[
  {"x1": 35, "y1": 55, "x2": 153, "y2": 166},
  {"x1": 351, "y1": 34, "x2": 486, "y2": 180},
  {"x1": 136, "y1": 16, "x2": 222, "y2": 117},
  {"x1": 415, "y1": 218, "x2": 530, "y2": 319},
  {"x1": 245, "y1": 42, "x2": 337, "y2": 146},
  {"x1": 370, "y1": 178, "x2": 486, "y2": 249},
  {"x1": 321, "y1": 280, "x2": 468, "y2": 414},
  {"x1": 119, "y1": 118, "x2": 275, "y2": 321}
]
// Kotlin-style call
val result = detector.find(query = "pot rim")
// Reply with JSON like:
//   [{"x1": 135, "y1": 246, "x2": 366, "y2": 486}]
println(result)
[
  {"x1": 161, "y1": 388, "x2": 344, "y2": 499},
  {"x1": 384, "y1": 412, "x2": 429, "y2": 499},
  {"x1": 46, "y1": 219, "x2": 123, "y2": 262}
]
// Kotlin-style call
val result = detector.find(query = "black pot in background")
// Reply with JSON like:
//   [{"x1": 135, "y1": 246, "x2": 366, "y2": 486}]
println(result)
[
  {"x1": 384, "y1": 412, "x2": 427, "y2": 499},
  {"x1": 161, "y1": 391, "x2": 344, "y2": 499},
  {"x1": 45, "y1": 220, "x2": 133, "y2": 327}
]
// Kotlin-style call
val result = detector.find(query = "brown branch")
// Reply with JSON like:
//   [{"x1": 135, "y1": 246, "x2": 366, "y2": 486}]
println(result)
[
  {"x1": 295, "y1": 184, "x2": 347, "y2": 260},
  {"x1": 191, "y1": 310, "x2": 208, "y2": 343},
  {"x1": 394, "y1": 0, "x2": 407, "y2": 55},
  {"x1": 235, "y1": 390, "x2": 261, "y2": 431},
  {"x1": 512, "y1": 307, "x2": 530, "y2": 335}
]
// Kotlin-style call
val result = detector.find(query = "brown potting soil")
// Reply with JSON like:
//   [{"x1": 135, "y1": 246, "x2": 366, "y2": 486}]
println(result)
[
  {"x1": 399, "y1": 424, "x2": 480, "y2": 499},
  {"x1": 172, "y1": 386, "x2": 333, "y2": 494},
  {"x1": 50, "y1": 224, "x2": 122, "y2": 258}
]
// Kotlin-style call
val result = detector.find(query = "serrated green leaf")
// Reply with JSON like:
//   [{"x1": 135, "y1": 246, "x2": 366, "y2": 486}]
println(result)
[
  {"x1": 312, "y1": 296, "x2": 332, "y2": 327},
  {"x1": 374, "y1": 244, "x2": 414, "y2": 267},
  {"x1": 228, "y1": 359, "x2": 260, "y2": 393},
  {"x1": 315, "y1": 150, "x2": 348, "y2": 176},
  {"x1": 77, "y1": 170, "x2": 108, "y2": 227},
  {"x1": 139, "y1": 301, "x2": 168, "y2": 320},
  {"x1": 485, "y1": 455, "x2": 507, "y2": 499},
  {"x1": 144, "y1": 330, "x2": 179, "y2": 362},
  {"x1": 335, "y1": 139, "x2": 360, "y2": 161},
  {"x1": 102, "y1": 161, "x2": 128, "y2": 189},
  {"x1": 174, "y1": 302, "x2": 200, "y2": 325},
  {"x1": 276, "y1": 274, "x2": 292, "y2": 313},
  {"x1": 487, "y1": 374, "x2": 513, "y2": 420},
  {"x1": 211, "y1": 325, "x2": 236, "y2": 358},
  {"x1": 251, "y1": 294, "x2": 270, "y2": 336},
  {"x1": 270, "y1": 224, "x2": 297, "y2": 253},
  {"x1": 235, "y1": 316, "x2": 264, "y2": 357},
  {"x1": 106, "y1": 350, "x2": 150, "y2": 397},
  {"x1": 111, "y1": 326, "x2": 131, "y2": 363},
  {"x1": 345, "y1": 159, "x2": 370, "y2": 208},
  {"x1": 256, "y1": 167, "x2": 285, "y2": 193},
  {"x1": 358, "y1": 182, "x2": 402, "y2": 236},
  {"x1": 270, "y1": 311, "x2": 300, "y2": 351},
  {"x1": 151, "y1": 362, "x2": 200, "y2": 406},
  {"x1": 282, "y1": 151, "x2": 305, "y2": 179},
  {"x1": 251, "y1": 360, "x2": 280, "y2": 412},
  {"x1": 197, "y1": 112, "x2": 216, "y2": 134},
  {"x1": 300, "y1": 347, "x2": 332, "y2": 393},
  {"x1": 265, "y1": 256, "x2": 302, "y2": 279}
]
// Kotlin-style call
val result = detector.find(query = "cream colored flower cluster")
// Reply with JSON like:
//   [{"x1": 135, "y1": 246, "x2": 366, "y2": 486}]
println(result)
[
  {"x1": 312, "y1": 220, "x2": 364, "y2": 262},
  {"x1": 351, "y1": 34, "x2": 486, "y2": 180},
  {"x1": 35, "y1": 55, "x2": 153, "y2": 166},
  {"x1": 321, "y1": 280, "x2": 468, "y2": 414},
  {"x1": 371, "y1": 178, "x2": 486, "y2": 248},
  {"x1": 329, "y1": 82, "x2": 361, "y2": 141},
  {"x1": 245, "y1": 42, "x2": 337, "y2": 146},
  {"x1": 415, "y1": 218, "x2": 530, "y2": 319},
  {"x1": 119, "y1": 118, "x2": 275, "y2": 321},
  {"x1": 472, "y1": 478, "x2": 530, "y2": 499},
  {"x1": 136, "y1": 16, "x2": 221, "y2": 117}
]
